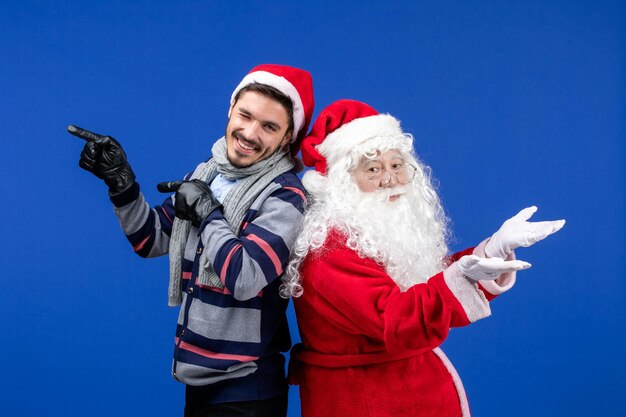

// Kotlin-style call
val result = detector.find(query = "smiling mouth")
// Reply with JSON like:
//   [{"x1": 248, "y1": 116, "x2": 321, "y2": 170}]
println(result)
[
  {"x1": 234, "y1": 134, "x2": 259, "y2": 152},
  {"x1": 387, "y1": 190, "x2": 407, "y2": 202}
]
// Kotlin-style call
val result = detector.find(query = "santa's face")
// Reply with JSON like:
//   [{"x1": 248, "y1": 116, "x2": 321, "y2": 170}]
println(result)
[
  {"x1": 340, "y1": 157, "x2": 447, "y2": 289},
  {"x1": 288, "y1": 144, "x2": 448, "y2": 291},
  {"x1": 352, "y1": 149, "x2": 415, "y2": 201}
]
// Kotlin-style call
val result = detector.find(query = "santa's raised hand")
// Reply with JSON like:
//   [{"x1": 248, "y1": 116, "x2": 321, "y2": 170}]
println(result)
[
  {"x1": 485, "y1": 206, "x2": 565, "y2": 259},
  {"x1": 458, "y1": 254, "x2": 530, "y2": 281}
]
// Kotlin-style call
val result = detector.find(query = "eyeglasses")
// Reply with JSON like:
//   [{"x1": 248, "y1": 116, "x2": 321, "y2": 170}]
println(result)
[{"x1": 366, "y1": 160, "x2": 417, "y2": 189}]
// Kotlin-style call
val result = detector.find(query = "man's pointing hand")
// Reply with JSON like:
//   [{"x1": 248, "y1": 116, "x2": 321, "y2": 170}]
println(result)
[{"x1": 68, "y1": 125, "x2": 136, "y2": 195}]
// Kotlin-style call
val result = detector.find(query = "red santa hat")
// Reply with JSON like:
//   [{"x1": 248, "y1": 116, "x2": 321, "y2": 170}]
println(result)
[
  {"x1": 230, "y1": 64, "x2": 314, "y2": 148},
  {"x1": 300, "y1": 99, "x2": 403, "y2": 174}
]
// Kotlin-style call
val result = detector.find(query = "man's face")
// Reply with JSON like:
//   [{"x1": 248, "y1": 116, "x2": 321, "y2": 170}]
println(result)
[
  {"x1": 225, "y1": 90, "x2": 291, "y2": 168},
  {"x1": 352, "y1": 149, "x2": 412, "y2": 201}
]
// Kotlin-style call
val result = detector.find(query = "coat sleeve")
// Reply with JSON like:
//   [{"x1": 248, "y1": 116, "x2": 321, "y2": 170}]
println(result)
[
  {"x1": 110, "y1": 182, "x2": 176, "y2": 258},
  {"x1": 197, "y1": 179, "x2": 306, "y2": 301},
  {"x1": 304, "y1": 242, "x2": 493, "y2": 354}
]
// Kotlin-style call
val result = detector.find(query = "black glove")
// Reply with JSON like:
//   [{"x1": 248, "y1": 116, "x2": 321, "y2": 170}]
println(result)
[
  {"x1": 158, "y1": 179, "x2": 222, "y2": 227},
  {"x1": 68, "y1": 124, "x2": 136, "y2": 194}
]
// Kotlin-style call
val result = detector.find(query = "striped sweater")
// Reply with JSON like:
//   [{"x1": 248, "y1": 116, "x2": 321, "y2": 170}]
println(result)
[{"x1": 109, "y1": 165, "x2": 306, "y2": 403}]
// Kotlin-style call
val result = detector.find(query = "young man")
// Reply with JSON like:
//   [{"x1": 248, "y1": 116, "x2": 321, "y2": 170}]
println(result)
[
  {"x1": 69, "y1": 64, "x2": 314, "y2": 416},
  {"x1": 282, "y1": 99, "x2": 564, "y2": 417}
]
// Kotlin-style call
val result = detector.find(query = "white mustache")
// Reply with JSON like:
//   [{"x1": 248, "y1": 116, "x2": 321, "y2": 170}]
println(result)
[{"x1": 366, "y1": 185, "x2": 410, "y2": 203}]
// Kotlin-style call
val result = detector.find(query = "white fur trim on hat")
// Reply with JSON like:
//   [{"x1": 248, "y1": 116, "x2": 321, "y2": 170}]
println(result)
[
  {"x1": 230, "y1": 71, "x2": 305, "y2": 142},
  {"x1": 318, "y1": 114, "x2": 403, "y2": 168},
  {"x1": 301, "y1": 169, "x2": 328, "y2": 196}
]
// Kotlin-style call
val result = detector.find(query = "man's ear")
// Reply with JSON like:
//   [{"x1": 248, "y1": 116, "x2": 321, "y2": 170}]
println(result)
[{"x1": 280, "y1": 131, "x2": 293, "y2": 147}]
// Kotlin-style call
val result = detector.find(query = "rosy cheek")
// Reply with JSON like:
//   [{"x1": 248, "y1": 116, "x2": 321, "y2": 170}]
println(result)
[{"x1": 355, "y1": 177, "x2": 371, "y2": 192}]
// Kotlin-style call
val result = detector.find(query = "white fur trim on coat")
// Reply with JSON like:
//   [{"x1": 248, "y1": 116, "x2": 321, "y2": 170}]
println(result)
[
  {"x1": 443, "y1": 262, "x2": 491, "y2": 323},
  {"x1": 432, "y1": 348, "x2": 472, "y2": 417}
]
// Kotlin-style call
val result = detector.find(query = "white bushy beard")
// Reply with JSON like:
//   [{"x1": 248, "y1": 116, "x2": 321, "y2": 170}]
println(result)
[
  {"x1": 280, "y1": 134, "x2": 452, "y2": 298},
  {"x1": 283, "y1": 162, "x2": 449, "y2": 297},
  {"x1": 336, "y1": 183, "x2": 448, "y2": 291}
]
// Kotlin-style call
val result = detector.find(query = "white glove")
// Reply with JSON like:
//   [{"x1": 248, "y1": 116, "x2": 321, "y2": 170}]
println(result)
[
  {"x1": 458, "y1": 254, "x2": 531, "y2": 281},
  {"x1": 485, "y1": 206, "x2": 565, "y2": 259}
]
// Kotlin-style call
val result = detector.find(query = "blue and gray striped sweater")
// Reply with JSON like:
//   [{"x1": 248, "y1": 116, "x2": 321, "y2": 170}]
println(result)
[{"x1": 109, "y1": 164, "x2": 306, "y2": 403}]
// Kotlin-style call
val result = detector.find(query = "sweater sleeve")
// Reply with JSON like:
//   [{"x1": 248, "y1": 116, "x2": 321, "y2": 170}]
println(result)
[
  {"x1": 110, "y1": 182, "x2": 176, "y2": 258},
  {"x1": 197, "y1": 178, "x2": 306, "y2": 301},
  {"x1": 304, "y1": 241, "x2": 492, "y2": 354}
]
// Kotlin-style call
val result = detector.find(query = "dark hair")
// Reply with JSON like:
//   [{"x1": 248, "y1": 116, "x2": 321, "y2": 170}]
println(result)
[{"x1": 233, "y1": 83, "x2": 295, "y2": 135}]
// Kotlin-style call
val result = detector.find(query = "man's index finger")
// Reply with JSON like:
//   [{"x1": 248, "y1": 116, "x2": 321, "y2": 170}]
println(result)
[{"x1": 67, "y1": 124, "x2": 105, "y2": 142}]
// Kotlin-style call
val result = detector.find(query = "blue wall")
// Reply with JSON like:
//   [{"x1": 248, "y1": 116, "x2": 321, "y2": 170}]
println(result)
[{"x1": 1, "y1": 1, "x2": 623, "y2": 416}]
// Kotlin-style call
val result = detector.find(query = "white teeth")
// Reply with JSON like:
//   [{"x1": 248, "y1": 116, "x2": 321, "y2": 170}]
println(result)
[{"x1": 237, "y1": 138, "x2": 256, "y2": 151}]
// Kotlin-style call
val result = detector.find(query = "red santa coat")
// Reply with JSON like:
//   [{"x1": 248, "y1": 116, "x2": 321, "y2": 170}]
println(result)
[{"x1": 290, "y1": 230, "x2": 515, "y2": 417}]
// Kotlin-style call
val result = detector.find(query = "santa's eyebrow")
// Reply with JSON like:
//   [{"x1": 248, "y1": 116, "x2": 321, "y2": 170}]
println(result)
[
  {"x1": 362, "y1": 153, "x2": 404, "y2": 164},
  {"x1": 361, "y1": 158, "x2": 382, "y2": 167}
]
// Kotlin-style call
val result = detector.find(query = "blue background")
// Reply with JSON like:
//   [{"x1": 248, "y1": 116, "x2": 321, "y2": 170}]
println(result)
[{"x1": 1, "y1": 1, "x2": 624, "y2": 416}]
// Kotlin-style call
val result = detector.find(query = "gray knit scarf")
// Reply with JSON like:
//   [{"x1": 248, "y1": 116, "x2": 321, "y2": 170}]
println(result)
[{"x1": 167, "y1": 137, "x2": 295, "y2": 306}]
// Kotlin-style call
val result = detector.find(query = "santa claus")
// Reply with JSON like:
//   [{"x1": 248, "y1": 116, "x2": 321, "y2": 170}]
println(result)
[{"x1": 282, "y1": 99, "x2": 565, "y2": 417}]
